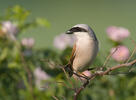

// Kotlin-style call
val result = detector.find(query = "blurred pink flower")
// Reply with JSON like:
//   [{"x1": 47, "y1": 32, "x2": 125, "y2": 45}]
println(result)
[
  {"x1": 53, "y1": 33, "x2": 75, "y2": 50},
  {"x1": 111, "y1": 45, "x2": 130, "y2": 62},
  {"x1": 106, "y1": 26, "x2": 130, "y2": 42},
  {"x1": 34, "y1": 67, "x2": 50, "y2": 90},
  {"x1": 2, "y1": 21, "x2": 18, "y2": 40},
  {"x1": 21, "y1": 38, "x2": 35, "y2": 48}
]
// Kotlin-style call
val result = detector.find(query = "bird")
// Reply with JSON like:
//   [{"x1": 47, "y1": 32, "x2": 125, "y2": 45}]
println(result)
[{"x1": 64, "y1": 24, "x2": 99, "y2": 77}]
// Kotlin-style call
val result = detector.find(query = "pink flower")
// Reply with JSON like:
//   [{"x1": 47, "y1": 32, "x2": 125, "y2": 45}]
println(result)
[
  {"x1": 34, "y1": 67, "x2": 50, "y2": 90},
  {"x1": 111, "y1": 45, "x2": 130, "y2": 62},
  {"x1": 2, "y1": 21, "x2": 18, "y2": 35},
  {"x1": 53, "y1": 33, "x2": 75, "y2": 50},
  {"x1": 21, "y1": 38, "x2": 35, "y2": 48},
  {"x1": 106, "y1": 26, "x2": 130, "y2": 42},
  {"x1": 2, "y1": 21, "x2": 18, "y2": 40}
]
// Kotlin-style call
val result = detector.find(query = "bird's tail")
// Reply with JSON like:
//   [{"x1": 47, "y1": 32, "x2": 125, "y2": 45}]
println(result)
[{"x1": 64, "y1": 64, "x2": 73, "y2": 77}]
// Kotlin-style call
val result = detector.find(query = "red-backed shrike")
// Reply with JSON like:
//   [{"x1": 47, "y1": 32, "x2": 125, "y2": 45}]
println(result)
[{"x1": 64, "y1": 24, "x2": 99, "y2": 77}]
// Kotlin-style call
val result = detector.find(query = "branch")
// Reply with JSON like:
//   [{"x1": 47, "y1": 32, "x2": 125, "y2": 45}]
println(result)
[
  {"x1": 74, "y1": 59, "x2": 136, "y2": 100},
  {"x1": 101, "y1": 59, "x2": 136, "y2": 75}
]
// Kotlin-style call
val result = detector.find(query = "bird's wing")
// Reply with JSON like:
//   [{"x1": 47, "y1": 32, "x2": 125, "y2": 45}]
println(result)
[
  {"x1": 69, "y1": 43, "x2": 76, "y2": 65},
  {"x1": 64, "y1": 44, "x2": 76, "y2": 77}
]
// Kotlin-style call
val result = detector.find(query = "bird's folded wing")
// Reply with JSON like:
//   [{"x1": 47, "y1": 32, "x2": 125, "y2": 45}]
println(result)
[{"x1": 69, "y1": 44, "x2": 76, "y2": 65}]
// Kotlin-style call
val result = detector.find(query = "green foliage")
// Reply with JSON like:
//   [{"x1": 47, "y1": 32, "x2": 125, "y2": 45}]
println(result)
[
  {"x1": 0, "y1": 5, "x2": 50, "y2": 32},
  {"x1": 0, "y1": 5, "x2": 136, "y2": 100}
]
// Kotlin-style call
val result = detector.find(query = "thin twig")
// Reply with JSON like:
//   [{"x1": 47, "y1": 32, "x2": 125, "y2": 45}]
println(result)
[
  {"x1": 126, "y1": 40, "x2": 136, "y2": 63},
  {"x1": 61, "y1": 67, "x2": 75, "y2": 89},
  {"x1": 56, "y1": 81, "x2": 72, "y2": 90},
  {"x1": 103, "y1": 47, "x2": 118, "y2": 67},
  {"x1": 108, "y1": 72, "x2": 130, "y2": 75},
  {"x1": 52, "y1": 96, "x2": 59, "y2": 100},
  {"x1": 126, "y1": 39, "x2": 136, "y2": 72}
]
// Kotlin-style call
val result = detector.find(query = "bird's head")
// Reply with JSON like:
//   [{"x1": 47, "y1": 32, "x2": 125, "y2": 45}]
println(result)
[{"x1": 66, "y1": 24, "x2": 97, "y2": 41}]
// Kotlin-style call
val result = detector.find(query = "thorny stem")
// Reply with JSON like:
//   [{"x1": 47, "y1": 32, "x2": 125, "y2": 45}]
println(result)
[
  {"x1": 15, "y1": 41, "x2": 35, "y2": 100},
  {"x1": 73, "y1": 59, "x2": 136, "y2": 100}
]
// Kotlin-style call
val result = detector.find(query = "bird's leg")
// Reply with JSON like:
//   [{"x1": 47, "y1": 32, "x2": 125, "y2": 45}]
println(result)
[
  {"x1": 73, "y1": 71, "x2": 89, "y2": 80},
  {"x1": 87, "y1": 67, "x2": 95, "y2": 71},
  {"x1": 79, "y1": 72, "x2": 90, "y2": 83},
  {"x1": 80, "y1": 72, "x2": 90, "y2": 80}
]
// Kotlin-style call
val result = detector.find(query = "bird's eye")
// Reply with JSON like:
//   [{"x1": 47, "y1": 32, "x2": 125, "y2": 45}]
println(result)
[
  {"x1": 70, "y1": 27, "x2": 80, "y2": 32},
  {"x1": 69, "y1": 27, "x2": 87, "y2": 32}
]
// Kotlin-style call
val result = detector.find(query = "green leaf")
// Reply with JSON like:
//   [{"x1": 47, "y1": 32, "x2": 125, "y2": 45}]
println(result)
[
  {"x1": 8, "y1": 62, "x2": 19, "y2": 68},
  {"x1": 0, "y1": 48, "x2": 8, "y2": 62},
  {"x1": 36, "y1": 18, "x2": 50, "y2": 27}
]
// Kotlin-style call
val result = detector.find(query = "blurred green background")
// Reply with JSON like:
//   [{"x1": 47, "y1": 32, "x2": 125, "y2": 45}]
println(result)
[
  {"x1": 0, "y1": 1, "x2": 136, "y2": 100},
  {"x1": 1, "y1": 0, "x2": 136, "y2": 52}
]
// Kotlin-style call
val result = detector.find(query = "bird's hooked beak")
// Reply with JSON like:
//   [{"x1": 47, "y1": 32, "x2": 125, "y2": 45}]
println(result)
[{"x1": 65, "y1": 30, "x2": 73, "y2": 34}]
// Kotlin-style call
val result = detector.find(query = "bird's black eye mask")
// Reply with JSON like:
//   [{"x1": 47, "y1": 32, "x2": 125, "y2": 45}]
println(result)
[{"x1": 66, "y1": 27, "x2": 88, "y2": 34}]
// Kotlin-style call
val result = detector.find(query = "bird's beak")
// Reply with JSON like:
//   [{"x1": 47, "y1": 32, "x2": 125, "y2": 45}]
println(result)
[{"x1": 66, "y1": 30, "x2": 73, "y2": 34}]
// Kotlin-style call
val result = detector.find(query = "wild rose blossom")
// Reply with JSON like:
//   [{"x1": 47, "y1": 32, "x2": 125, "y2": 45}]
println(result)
[
  {"x1": 34, "y1": 67, "x2": 50, "y2": 90},
  {"x1": 110, "y1": 45, "x2": 130, "y2": 62},
  {"x1": 53, "y1": 33, "x2": 75, "y2": 50},
  {"x1": 21, "y1": 38, "x2": 35, "y2": 48},
  {"x1": 2, "y1": 21, "x2": 18, "y2": 40},
  {"x1": 106, "y1": 26, "x2": 130, "y2": 42}
]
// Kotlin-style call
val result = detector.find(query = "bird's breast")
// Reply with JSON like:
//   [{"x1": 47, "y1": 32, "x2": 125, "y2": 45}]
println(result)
[{"x1": 73, "y1": 38, "x2": 98, "y2": 72}]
